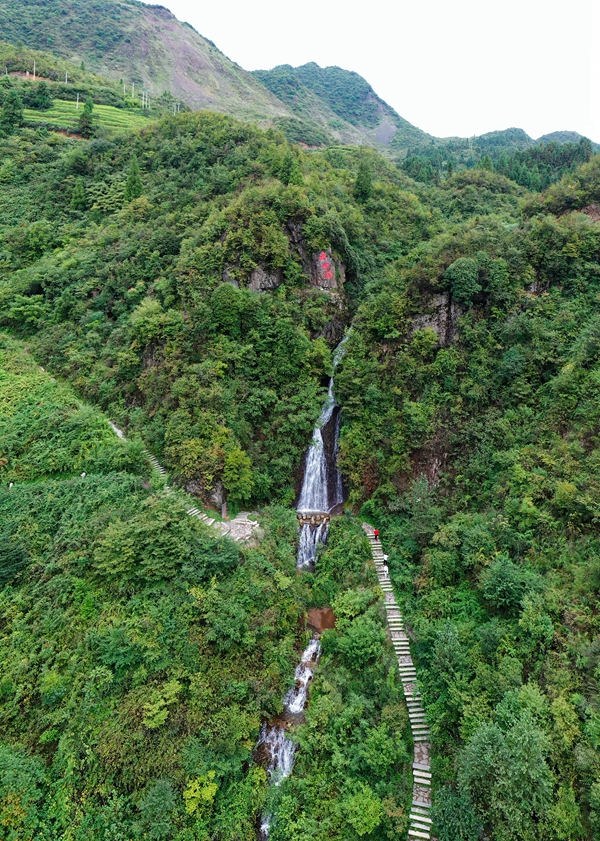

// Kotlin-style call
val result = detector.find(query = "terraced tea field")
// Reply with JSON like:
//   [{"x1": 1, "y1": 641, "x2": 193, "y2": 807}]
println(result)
[{"x1": 23, "y1": 99, "x2": 154, "y2": 134}]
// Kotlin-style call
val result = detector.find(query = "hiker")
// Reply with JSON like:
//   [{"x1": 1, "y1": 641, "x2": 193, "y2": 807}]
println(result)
[
  {"x1": 382, "y1": 564, "x2": 389, "y2": 579},
  {"x1": 373, "y1": 529, "x2": 379, "y2": 540}
]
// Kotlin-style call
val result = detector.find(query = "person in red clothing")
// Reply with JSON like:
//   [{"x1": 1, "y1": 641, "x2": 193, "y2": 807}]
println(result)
[{"x1": 373, "y1": 529, "x2": 379, "y2": 540}]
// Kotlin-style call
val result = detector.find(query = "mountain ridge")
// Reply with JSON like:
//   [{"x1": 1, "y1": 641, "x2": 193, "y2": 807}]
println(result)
[
  {"x1": 0, "y1": 0, "x2": 292, "y2": 121},
  {"x1": 252, "y1": 61, "x2": 433, "y2": 149},
  {"x1": 1, "y1": 0, "x2": 594, "y2": 155}
]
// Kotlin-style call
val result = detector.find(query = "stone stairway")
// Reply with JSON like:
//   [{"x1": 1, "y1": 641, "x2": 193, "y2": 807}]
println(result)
[
  {"x1": 109, "y1": 421, "x2": 258, "y2": 543},
  {"x1": 146, "y1": 452, "x2": 167, "y2": 479},
  {"x1": 364, "y1": 525, "x2": 433, "y2": 841}
]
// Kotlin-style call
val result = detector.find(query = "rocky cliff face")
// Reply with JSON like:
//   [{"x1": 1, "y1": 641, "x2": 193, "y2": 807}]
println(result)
[
  {"x1": 220, "y1": 218, "x2": 350, "y2": 344},
  {"x1": 223, "y1": 220, "x2": 346, "y2": 296},
  {"x1": 411, "y1": 293, "x2": 462, "y2": 347}
]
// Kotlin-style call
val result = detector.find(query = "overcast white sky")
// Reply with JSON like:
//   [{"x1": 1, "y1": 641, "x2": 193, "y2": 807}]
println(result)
[{"x1": 155, "y1": 0, "x2": 598, "y2": 142}]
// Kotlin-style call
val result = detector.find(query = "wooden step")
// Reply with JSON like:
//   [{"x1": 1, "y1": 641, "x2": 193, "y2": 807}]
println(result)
[{"x1": 410, "y1": 813, "x2": 432, "y2": 824}]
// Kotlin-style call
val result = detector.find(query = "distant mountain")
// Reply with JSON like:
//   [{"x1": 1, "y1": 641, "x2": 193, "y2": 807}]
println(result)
[
  {"x1": 0, "y1": 0, "x2": 291, "y2": 121},
  {"x1": 252, "y1": 62, "x2": 433, "y2": 148},
  {"x1": 473, "y1": 128, "x2": 599, "y2": 152},
  {"x1": 537, "y1": 130, "x2": 592, "y2": 145},
  {"x1": 0, "y1": 0, "x2": 593, "y2": 155}
]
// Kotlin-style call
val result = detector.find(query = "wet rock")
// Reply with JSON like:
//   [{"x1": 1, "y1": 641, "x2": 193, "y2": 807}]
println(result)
[
  {"x1": 210, "y1": 480, "x2": 224, "y2": 507},
  {"x1": 582, "y1": 203, "x2": 600, "y2": 222},
  {"x1": 184, "y1": 478, "x2": 203, "y2": 496},
  {"x1": 222, "y1": 266, "x2": 239, "y2": 286}
]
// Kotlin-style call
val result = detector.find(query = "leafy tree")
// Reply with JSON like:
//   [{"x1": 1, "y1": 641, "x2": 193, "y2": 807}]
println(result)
[
  {"x1": 353, "y1": 157, "x2": 373, "y2": 202},
  {"x1": 138, "y1": 779, "x2": 177, "y2": 841},
  {"x1": 479, "y1": 554, "x2": 530, "y2": 614},
  {"x1": 222, "y1": 446, "x2": 253, "y2": 504},
  {"x1": 71, "y1": 176, "x2": 86, "y2": 211},
  {"x1": 78, "y1": 96, "x2": 94, "y2": 138},
  {"x1": 458, "y1": 713, "x2": 553, "y2": 841},
  {"x1": 33, "y1": 81, "x2": 52, "y2": 110},
  {"x1": 0, "y1": 89, "x2": 23, "y2": 132},
  {"x1": 432, "y1": 786, "x2": 480, "y2": 841},
  {"x1": 279, "y1": 146, "x2": 302, "y2": 186},
  {"x1": 0, "y1": 744, "x2": 48, "y2": 839},
  {"x1": 337, "y1": 614, "x2": 387, "y2": 667},
  {"x1": 124, "y1": 153, "x2": 143, "y2": 202},
  {"x1": 342, "y1": 784, "x2": 383, "y2": 836},
  {"x1": 444, "y1": 256, "x2": 481, "y2": 306},
  {"x1": 0, "y1": 533, "x2": 29, "y2": 585}
]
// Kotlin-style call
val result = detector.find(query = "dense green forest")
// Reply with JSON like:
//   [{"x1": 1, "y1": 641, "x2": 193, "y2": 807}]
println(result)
[
  {"x1": 2, "y1": 31, "x2": 600, "y2": 840},
  {"x1": 402, "y1": 135, "x2": 595, "y2": 190},
  {"x1": 336, "y1": 155, "x2": 600, "y2": 839},
  {"x1": 0, "y1": 336, "x2": 406, "y2": 839}
]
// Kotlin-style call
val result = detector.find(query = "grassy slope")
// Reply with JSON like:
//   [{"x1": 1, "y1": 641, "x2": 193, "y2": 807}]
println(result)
[
  {"x1": 0, "y1": 0, "x2": 292, "y2": 121},
  {"x1": 24, "y1": 99, "x2": 152, "y2": 132}
]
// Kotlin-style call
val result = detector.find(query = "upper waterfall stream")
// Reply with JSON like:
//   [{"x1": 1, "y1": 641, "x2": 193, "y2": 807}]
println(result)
[{"x1": 296, "y1": 336, "x2": 347, "y2": 568}]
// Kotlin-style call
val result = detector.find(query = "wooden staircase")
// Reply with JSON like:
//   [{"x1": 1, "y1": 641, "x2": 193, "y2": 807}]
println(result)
[{"x1": 364, "y1": 525, "x2": 433, "y2": 841}]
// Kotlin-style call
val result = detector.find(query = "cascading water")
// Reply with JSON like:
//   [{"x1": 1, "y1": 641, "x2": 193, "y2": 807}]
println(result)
[
  {"x1": 256, "y1": 335, "x2": 348, "y2": 839},
  {"x1": 297, "y1": 378, "x2": 338, "y2": 514},
  {"x1": 284, "y1": 637, "x2": 321, "y2": 713},
  {"x1": 257, "y1": 638, "x2": 321, "y2": 839},
  {"x1": 296, "y1": 335, "x2": 348, "y2": 568}
]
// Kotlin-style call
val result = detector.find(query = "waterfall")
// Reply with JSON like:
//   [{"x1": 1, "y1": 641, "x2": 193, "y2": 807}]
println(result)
[
  {"x1": 297, "y1": 520, "x2": 328, "y2": 570},
  {"x1": 296, "y1": 335, "x2": 348, "y2": 568},
  {"x1": 257, "y1": 638, "x2": 321, "y2": 839},
  {"x1": 283, "y1": 638, "x2": 321, "y2": 713},
  {"x1": 297, "y1": 379, "x2": 337, "y2": 513}
]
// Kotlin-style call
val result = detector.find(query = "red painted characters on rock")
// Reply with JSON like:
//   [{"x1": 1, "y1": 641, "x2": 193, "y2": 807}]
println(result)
[{"x1": 318, "y1": 251, "x2": 334, "y2": 281}]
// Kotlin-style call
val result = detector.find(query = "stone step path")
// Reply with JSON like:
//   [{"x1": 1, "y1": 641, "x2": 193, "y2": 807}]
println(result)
[
  {"x1": 108, "y1": 421, "x2": 258, "y2": 543},
  {"x1": 364, "y1": 525, "x2": 433, "y2": 841}
]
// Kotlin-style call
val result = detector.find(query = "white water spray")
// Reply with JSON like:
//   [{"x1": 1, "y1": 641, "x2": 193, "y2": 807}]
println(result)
[
  {"x1": 297, "y1": 379, "x2": 337, "y2": 513},
  {"x1": 257, "y1": 638, "x2": 321, "y2": 838},
  {"x1": 258, "y1": 335, "x2": 348, "y2": 837},
  {"x1": 296, "y1": 335, "x2": 348, "y2": 568}
]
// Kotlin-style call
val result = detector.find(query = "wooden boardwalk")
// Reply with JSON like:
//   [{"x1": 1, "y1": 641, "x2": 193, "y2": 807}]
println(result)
[{"x1": 364, "y1": 525, "x2": 433, "y2": 841}]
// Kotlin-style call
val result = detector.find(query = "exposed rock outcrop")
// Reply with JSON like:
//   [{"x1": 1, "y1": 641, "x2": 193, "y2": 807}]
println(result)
[
  {"x1": 248, "y1": 266, "x2": 283, "y2": 291},
  {"x1": 412, "y1": 292, "x2": 462, "y2": 346}
]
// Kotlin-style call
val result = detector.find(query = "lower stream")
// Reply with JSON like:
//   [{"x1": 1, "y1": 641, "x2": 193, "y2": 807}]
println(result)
[{"x1": 256, "y1": 638, "x2": 321, "y2": 839}]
